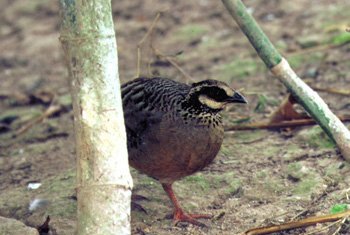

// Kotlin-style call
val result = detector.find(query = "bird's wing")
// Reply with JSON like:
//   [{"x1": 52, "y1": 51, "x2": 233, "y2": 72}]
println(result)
[{"x1": 121, "y1": 79, "x2": 164, "y2": 149}]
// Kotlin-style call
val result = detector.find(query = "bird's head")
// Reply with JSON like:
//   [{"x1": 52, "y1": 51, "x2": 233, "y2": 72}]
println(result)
[{"x1": 186, "y1": 80, "x2": 247, "y2": 112}]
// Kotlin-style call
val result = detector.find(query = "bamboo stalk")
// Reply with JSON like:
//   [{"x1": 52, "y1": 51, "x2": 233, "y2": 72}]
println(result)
[
  {"x1": 59, "y1": 0, "x2": 133, "y2": 234},
  {"x1": 221, "y1": 0, "x2": 350, "y2": 160}
]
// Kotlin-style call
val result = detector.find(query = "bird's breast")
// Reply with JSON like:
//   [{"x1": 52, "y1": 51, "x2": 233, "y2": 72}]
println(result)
[{"x1": 128, "y1": 115, "x2": 224, "y2": 183}]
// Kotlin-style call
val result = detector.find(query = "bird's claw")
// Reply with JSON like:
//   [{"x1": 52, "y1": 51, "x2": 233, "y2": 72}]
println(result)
[
  {"x1": 173, "y1": 211, "x2": 212, "y2": 227},
  {"x1": 131, "y1": 201, "x2": 148, "y2": 214},
  {"x1": 131, "y1": 194, "x2": 149, "y2": 214}
]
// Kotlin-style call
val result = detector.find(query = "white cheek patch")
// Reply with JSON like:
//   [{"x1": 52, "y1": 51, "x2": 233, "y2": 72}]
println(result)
[
  {"x1": 221, "y1": 86, "x2": 234, "y2": 97},
  {"x1": 199, "y1": 95, "x2": 226, "y2": 109}
]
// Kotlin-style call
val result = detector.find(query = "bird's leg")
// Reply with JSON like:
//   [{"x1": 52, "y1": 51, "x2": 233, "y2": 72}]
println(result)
[{"x1": 162, "y1": 183, "x2": 212, "y2": 226}]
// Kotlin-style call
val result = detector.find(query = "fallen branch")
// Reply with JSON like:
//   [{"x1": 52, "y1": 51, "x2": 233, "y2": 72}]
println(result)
[
  {"x1": 224, "y1": 115, "x2": 350, "y2": 131},
  {"x1": 312, "y1": 86, "x2": 350, "y2": 96},
  {"x1": 244, "y1": 210, "x2": 350, "y2": 235},
  {"x1": 14, "y1": 104, "x2": 62, "y2": 137},
  {"x1": 286, "y1": 43, "x2": 337, "y2": 57}
]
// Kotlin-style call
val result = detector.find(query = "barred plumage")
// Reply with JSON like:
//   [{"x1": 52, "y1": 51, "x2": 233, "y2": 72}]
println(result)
[{"x1": 121, "y1": 76, "x2": 247, "y2": 226}]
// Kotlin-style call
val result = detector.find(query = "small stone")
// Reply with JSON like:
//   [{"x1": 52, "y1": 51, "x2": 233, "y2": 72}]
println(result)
[{"x1": 27, "y1": 182, "x2": 42, "y2": 190}]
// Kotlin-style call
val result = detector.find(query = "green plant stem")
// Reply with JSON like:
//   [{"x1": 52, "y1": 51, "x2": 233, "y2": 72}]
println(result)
[
  {"x1": 221, "y1": 0, "x2": 281, "y2": 68},
  {"x1": 221, "y1": 0, "x2": 350, "y2": 160}
]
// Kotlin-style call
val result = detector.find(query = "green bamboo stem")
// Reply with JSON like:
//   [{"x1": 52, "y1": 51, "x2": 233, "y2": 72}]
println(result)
[
  {"x1": 221, "y1": 0, "x2": 350, "y2": 160},
  {"x1": 59, "y1": 0, "x2": 133, "y2": 234},
  {"x1": 221, "y1": 0, "x2": 281, "y2": 68}
]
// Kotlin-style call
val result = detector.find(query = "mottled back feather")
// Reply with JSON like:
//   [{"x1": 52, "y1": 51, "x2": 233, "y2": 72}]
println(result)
[{"x1": 121, "y1": 77, "x2": 190, "y2": 148}]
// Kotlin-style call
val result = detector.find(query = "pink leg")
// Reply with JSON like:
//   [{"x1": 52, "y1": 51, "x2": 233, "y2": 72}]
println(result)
[{"x1": 162, "y1": 183, "x2": 212, "y2": 226}]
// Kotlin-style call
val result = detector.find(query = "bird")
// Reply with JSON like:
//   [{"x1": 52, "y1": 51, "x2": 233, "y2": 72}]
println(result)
[{"x1": 121, "y1": 77, "x2": 247, "y2": 226}]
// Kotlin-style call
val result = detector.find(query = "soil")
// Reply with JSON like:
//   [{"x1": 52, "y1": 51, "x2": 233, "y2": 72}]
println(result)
[{"x1": 1, "y1": 0, "x2": 350, "y2": 234}]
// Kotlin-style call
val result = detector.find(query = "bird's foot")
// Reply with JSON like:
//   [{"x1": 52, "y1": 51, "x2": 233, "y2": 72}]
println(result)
[
  {"x1": 131, "y1": 194, "x2": 149, "y2": 214},
  {"x1": 173, "y1": 210, "x2": 212, "y2": 227},
  {"x1": 132, "y1": 194, "x2": 149, "y2": 201},
  {"x1": 131, "y1": 201, "x2": 148, "y2": 214}
]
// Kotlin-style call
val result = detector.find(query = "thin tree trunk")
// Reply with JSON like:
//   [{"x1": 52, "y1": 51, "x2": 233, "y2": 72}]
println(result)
[{"x1": 59, "y1": 0, "x2": 133, "y2": 234}]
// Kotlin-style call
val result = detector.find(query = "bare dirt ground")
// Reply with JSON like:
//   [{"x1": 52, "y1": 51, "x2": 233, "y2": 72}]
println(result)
[{"x1": 1, "y1": 0, "x2": 350, "y2": 234}]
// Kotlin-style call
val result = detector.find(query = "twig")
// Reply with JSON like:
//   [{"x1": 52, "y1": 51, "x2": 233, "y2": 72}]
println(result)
[
  {"x1": 304, "y1": 218, "x2": 342, "y2": 235},
  {"x1": 312, "y1": 87, "x2": 350, "y2": 96},
  {"x1": 136, "y1": 12, "x2": 162, "y2": 78},
  {"x1": 152, "y1": 47, "x2": 195, "y2": 83},
  {"x1": 0, "y1": 91, "x2": 31, "y2": 104},
  {"x1": 286, "y1": 44, "x2": 336, "y2": 57},
  {"x1": 244, "y1": 210, "x2": 350, "y2": 235},
  {"x1": 346, "y1": 188, "x2": 350, "y2": 201},
  {"x1": 14, "y1": 104, "x2": 62, "y2": 137},
  {"x1": 224, "y1": 115, "x2": 350, "y2": 132},
  {"x1": 291, "y1": 183, "x2": 337, "y2": 222},
  {"x1": 135, "y1": 12, "x2": 195, "y2": 83},
  {"x1": 330, "y1": 217, "x2": 348, "y2": 235}
]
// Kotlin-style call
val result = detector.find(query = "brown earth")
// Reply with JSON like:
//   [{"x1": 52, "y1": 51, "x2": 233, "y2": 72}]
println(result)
[{"x1": 1, "y1": 0, "x2": 350, "y2": 234}]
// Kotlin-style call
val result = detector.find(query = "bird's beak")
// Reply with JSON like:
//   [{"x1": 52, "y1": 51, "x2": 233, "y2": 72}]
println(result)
[{"x1": 226, "y1": 91, "x2": 248, "y2": 104}]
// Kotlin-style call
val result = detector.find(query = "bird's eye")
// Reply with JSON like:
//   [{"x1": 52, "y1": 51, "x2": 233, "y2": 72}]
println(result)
[{"x1": 202, "y1": 87, "x2": 228, "y2": 102}]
